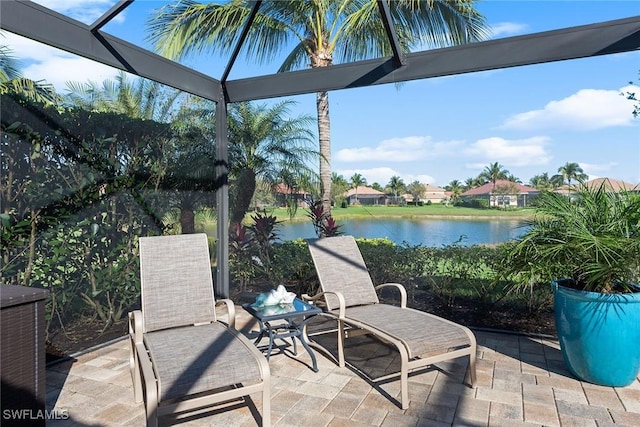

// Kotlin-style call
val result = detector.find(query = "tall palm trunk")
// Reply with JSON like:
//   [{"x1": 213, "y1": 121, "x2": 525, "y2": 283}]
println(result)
[{"x1": 317, "y1": 90, "x2": 331, "y2": 214}]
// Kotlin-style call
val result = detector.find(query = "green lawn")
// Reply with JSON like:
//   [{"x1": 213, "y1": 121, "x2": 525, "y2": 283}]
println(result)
[{"x1": 261, "y1": 204, "x2": 534, "y2": 222}]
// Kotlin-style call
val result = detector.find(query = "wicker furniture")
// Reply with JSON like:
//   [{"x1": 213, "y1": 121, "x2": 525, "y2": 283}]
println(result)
[
  {"x1": 304, "y1": 235, "x2": 476, "y2": 409},
  {"x1": 1, "y1": 285, "x2": 49, "y2": 427},
  {"x1": 243, "y1": 298, "x2": 322, "y2": 372},
  {"x1": 129, "y1": 233, "x2": 270, "y2": 427}
]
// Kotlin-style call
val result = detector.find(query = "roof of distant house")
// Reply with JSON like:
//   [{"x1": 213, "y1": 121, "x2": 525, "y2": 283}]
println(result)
[
  {"x1": 274, "y1": 183, "x2": 309, "y2": 194},
  {"x1": 344, "y1": 186, "x2": 386, "y2": 197},
  {"x1": 461, "y1": 180, "x2": 539, "y2": 196},
  {"x1": 555, "y1": 177, "x2": 639, "y2": 194},
  {"x1": 423, "y1": 184, "x2": 446, "y2": 193}
]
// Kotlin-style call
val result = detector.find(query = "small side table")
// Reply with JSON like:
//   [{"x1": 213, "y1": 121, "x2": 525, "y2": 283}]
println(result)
[{"x1": 243, "y1": 298, "x2": 322, "y2": 372}]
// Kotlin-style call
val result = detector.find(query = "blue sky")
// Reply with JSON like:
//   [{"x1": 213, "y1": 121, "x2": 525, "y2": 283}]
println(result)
[{"x1": 7, "y1": 0, "x2": 640, "y2": 187}]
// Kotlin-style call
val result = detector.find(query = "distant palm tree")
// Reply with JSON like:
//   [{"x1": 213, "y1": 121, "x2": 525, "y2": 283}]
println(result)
[
  {"x1": 447, "y1": 179, "x2": 463, "y2": 204},
  {"x1": 407, "y1": 180, "x2": 425, "y2": 204},
  {"x1": 481, "y1": 162, "x2": 509, "y2": 191},
  {"x1": 350, "y1": 173, "x2": 366, "y2": 205},
  {"x1": 387, "y1": 175, "x2": 405, "y2": 203},
  {"x1": 331, "y1": 172, "x2": 349, "y2": 206},
  {"x1": 228, "y1": 100, "x2": 317, "y2": 224},
  {"x1": 550, "y1": 174, "x2": 565, "y2": 189},
  {"x1": 528, "y1": 173, "x2": 554, "y2": 191},
  {"x1": 556, "y1": 162, "x2": 588, "y2": 188},
  {"x1": 147, "y1": 0, "x2": 489, "y2": 215},
  {"x1": 64, "y1": 70, "x2": 181, "y2": 122},
  {"x1": 465, "y1": 176, "x2": 485, "y2": 189},
  {"x1": 370, "y1": 182, "x2": 384, "y2": 192},
  {"x1": 506, "y1": 173, "x2": 522, "y2": 183}
]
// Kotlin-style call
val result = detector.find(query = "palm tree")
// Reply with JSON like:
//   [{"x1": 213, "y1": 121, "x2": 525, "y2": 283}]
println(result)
[
  {"x1": 506, "y1": 173, "x2": 522, "y2": 183},
  {"x1": 370, "y1": 182, "x2": 383, "y2": 192},
  {"x1": 227, "y1": 100, "x2": 317, "y2": 224},
  {"x1": 331, "y1": 172, "x2": 349, "y2": 206},
  {"x1": 64, "y1": 70, "x2": 181, "y2": 122},
  {"x1": 556, "y1": 162, "x2": 588, "y2": 188},
  {"x1": 447, "y1": 179, "x2": 463, "y2": 204},
  {"x1": 387, "y1": 175, "x2": 405, "y2": 203},
  {"x1": 147, "y1": 0, "x2": 489, "y2": 215},
  {"x1": 481, "y1": 162, "x2": 509, "y2": 191},
  {"x1": 0, "y1": 42, "x2": 58, "y2": 106},
  {"x1": 529, "y1": 173, "x2": 554, "y2": 191},
  {"x1": 350, "y1": 172, "x2": 366, "y2": 205}
]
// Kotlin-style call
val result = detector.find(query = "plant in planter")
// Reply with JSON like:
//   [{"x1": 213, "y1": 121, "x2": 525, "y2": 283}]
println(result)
[{"x1": 499, "y1": 179, "x2": 640, "y2": 386}]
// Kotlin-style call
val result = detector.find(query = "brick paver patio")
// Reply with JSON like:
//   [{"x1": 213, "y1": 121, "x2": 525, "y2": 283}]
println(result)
[{"x1": 43, "y1": 307, "x2": 640, "y2": 427}]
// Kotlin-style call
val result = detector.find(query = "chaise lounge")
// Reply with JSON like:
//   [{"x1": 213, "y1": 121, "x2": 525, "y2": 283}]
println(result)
[
  {"x1": 129, "y1": 233, "x2": 270, "y2": 427},
  {"x1": 305, "y1": 235, "x2": 476, "y2": 409}
]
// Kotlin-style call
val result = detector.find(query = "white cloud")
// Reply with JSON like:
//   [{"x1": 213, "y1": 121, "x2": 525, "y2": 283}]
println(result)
[
  {"x1": 464, "y1": 136, "x2": 552, "y2": 167},
  {"x1": 500, "y1": 86, "x2": 639, "y2": 131},
  {"x1": 489, "y1": 22, "x2": 529, "y2": 38},
  {"x1": 336, "y1": 167, "x2": 435, "y2": 187},
  {"x1": 579, "y1": 162, "x2": 619, "y2": 180},
  {"x1": 4, "y1": 33, "x2": 119, "y2": 92},
  {"x1": 38, "y1": 0, "x2": 126, "y2": 25},
  {"x1": 335, "y1": 136, "x2": 464, "y2": 162}
]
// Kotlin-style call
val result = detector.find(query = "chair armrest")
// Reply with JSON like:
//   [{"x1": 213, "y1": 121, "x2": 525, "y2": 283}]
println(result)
[
  {"x1": 375, "y1": 283, "x2": 407, "y2": 308},
  {"x1": 303, "y1": 291, "x2": 347, "y2": 319},
  {"x1": 216, "y1": 299, "x2": 236, "y2": 329},
  {"x1": 129, "y1": 310, "x2": 144, "y2": 343},
  {"x1": 134, "y1": 340, "x2": 159, "y2": 407}
]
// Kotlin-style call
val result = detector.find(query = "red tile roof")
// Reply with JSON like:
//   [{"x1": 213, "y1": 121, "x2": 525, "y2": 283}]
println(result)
[{"x1": 461, "y1": 180, "x2": 538, "y2": 196}]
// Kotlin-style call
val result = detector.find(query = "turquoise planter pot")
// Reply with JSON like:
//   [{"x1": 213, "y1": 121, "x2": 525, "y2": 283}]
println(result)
[{"x1": 553, "y1": 280, "x2": 640, "y2": 387}]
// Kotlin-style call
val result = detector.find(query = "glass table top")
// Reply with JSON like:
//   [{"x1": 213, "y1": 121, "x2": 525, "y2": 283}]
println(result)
[{"x1": 243, "y1": 297, "x2": 321, "y2": 321}]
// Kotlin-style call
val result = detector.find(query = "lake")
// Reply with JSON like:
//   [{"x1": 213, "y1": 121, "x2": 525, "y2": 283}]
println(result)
[{"x1": 277, "y1": 218, "x2": 527, "y2": 247}]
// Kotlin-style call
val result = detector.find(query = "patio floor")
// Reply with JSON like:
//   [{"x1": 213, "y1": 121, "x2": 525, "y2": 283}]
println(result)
[{"x1": 45, "y1": 307, "x2": 640, "y2": 427}]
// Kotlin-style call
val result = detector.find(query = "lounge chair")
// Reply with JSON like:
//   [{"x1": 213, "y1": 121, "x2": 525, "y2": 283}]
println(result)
[
  {"x1": 304, "y1": 235, "x2": 476, "y2": 409},
  {"x1": 129, "y1": 233, "x2": 270, "y2": 427}
]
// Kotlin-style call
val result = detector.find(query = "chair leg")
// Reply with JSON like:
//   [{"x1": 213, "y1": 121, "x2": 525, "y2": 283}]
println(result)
[
  {"x1": 400, "y1": 356, "x2": 409, "y2": 410},
  {"x1": 468, "y1": 348, "x2": 477, "y2": 388},
  {"x1": 337, "y1": 319, "x2": 346, "y2": 368},
  {"x1": 262, "y1": 384, "x2": 271, "y2": 427},
  {"x1": 129, "y1": 337, "x2": 142, "y2": 402}
]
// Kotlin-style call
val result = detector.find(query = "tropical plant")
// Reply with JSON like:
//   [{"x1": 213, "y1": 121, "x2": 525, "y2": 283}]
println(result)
[
  {"x1": 228, "y1": 222, "x2": 255, "y2": 291},
  {"x1": 307, "y1": 200, "x2": 343, "y2": 238},
  {"x1": 227, "y1": 100, "x2": 317, "y2": 224},
  {"x1": 247, "y1": 210, "x2": 283, "y2": 283},
  {"x1": 64, "y1": 71, "x2": 215, "y2": 234},
  {"x1": 147, "y1": 0, "x2": 489, "y2": 216},
  {"x1": 498, "y1": 179, "x2": 640, "y2": 293},
  {"x1": 1, "y1": 93, "x2": 171, "y2": 332}
]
